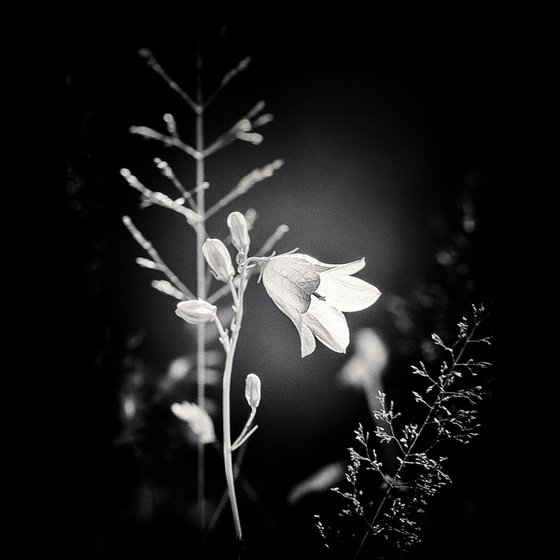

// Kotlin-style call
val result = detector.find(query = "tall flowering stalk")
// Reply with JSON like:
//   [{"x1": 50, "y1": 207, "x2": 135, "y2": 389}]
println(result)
[
  {"x1": 200, "y1": 232, "x2": 261, "y2": 544},
  {"x1": 121, "y1": 40, "x2": 382, "y2": 555},
  {"x1": 121, "y1": 43, "x2": 284, "y2": 543},
  {"x1": 171, "y1": 229, "x2": 263, "y2": 545}
]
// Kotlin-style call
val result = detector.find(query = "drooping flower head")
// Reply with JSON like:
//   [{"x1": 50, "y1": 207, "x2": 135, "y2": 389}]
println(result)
[{"x1": 261, "y1": 254, "x2": 381, "y2": 357}]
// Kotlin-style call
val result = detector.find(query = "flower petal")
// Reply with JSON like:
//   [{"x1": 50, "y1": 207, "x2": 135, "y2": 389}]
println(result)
[
  {"x1": 262, "y1": 255, "x2": 320, "y2": 314},
  {"x1": 318, "y1": 273, "x2": 381, "y2": 312},
  {"x1": 328, "y1": 258, "x2": 366, "y2": 276},
  {"x1": 303, "y1": 298, "x2": 350, "y2": 354},
  {"x1": 287, "y1": 254, "x2": 366, "y2": 275},
  {"x1": 299, "y1": 322, "x2": 316, "y2": 357},
  {"x1": 269, "y1": 286, "x2": 317, "y2": 358},
  {"x1": 272, "y1": 296, "x2": 316, "y2": 357}
]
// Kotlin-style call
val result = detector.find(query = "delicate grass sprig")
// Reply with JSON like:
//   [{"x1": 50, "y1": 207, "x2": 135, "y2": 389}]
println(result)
[{"x1": 317, "y1": 304, "x2": 491, "y2": 558}]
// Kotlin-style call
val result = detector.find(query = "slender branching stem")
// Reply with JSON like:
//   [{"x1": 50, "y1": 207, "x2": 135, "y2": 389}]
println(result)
[
  {"x1": 138, "y1": 48, "x2": 199, "y2": 113},
  {"x1": 121, "y1": 169, "x2": 200, "y2": 225},
  {"x1": 129, "y1": 126, "x2": 201, "y2": 159},
  {"x1": 203, "y1": 57, "x2": 252, "y2": 110},
  {"x1": 195, "y1": 45, "x2": 207, "y2": 536},
  {"x1": 232, "y1": 408, "x2": 257, "y2": 449},
  {"x1": 229, "y1": 280, "x2": 240, "y2": 307},
  {"x1": 256, "y1": 225, "x2": 290, "y2": 257},
  {"x1": 214, "y1": 317, "x2": 230, "y2": 351},
  {"x1": 122, "y1": 216, "x2": 195, "y2": 299},
  {"x1": 221, "y1": 269, "x2": 249, "y2": 545},
  {"x1": 353, "y1": 313, "x2": 487, "y2": 559},
  {"x1": 205, "y1": 160, "x2": 284, "y2": 219},
  {"x1": 231, "y1": 425, "x2": 258, "y2": 451},
  {"x1": 203, "y1": 100, "x2": 266, "y2": 158},
  {"x1": 153, "y1": 157, "x2": 198, "y2": 211}
]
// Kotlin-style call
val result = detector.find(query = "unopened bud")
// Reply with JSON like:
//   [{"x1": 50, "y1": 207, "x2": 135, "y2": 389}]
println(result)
[
  {"x1": 227, "y1": 211, "x2": 251, "y2": 255},
  {"x1": 152, "y1": 280, "x2": 184, "y2": 300},
  {"x1": 238, "y1": 119, "x2": 252, "y2": 132},
  {"x1": 245, "y1": 373, "x2": 261, "y2": 409},
  {"x1": 136, "y1": 257, "x2": 159, "y2": 270},
  {"x1": 202, "y1": 239, "x2": 235, "y2": 283},
  {"x1": 163, "y1": 113, "x2": 177, "y2": 135},
  {"x1": 175, "y1": 299, "x2": 217, "y2": 324},
  {"x1": 253, "y1": 113, "x2": 274, "y2": 127},
  {"x1": 235, "y1": 131, "x2": 263, "y2": 145}
]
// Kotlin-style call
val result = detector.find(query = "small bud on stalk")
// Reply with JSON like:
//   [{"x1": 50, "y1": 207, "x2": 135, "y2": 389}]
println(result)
[
  {"x1": 245, "y1": 373, "x2": 261, "y2": 409},
  {"x1": 227, "y1": 211, "x2": 251, "y2": 256},
  {"x1": 203, "y1": 238, "x2": 235, "y2": 282},
  {"x1": 175, "y1": 299, "x2": 217, "y2": 324}
]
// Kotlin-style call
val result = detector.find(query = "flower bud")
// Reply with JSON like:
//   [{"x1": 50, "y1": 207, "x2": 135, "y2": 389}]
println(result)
[
  {"x1": 202, "y1": 238, "x2": 235, "y2": 282},
  {"x1": 175, "y1": 299, "x2": 217, "y2": 324},
  {"x1": 244, "y1": 373, "x2": 261, "y2": 409},
  {"x1": 227, "y1": 212, "x2": 251, "y2": 255}
]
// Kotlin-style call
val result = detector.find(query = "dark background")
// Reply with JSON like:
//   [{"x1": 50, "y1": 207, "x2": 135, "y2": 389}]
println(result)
[{"x1": 68, "y1": 15, "x2": 497, "y2": 560}]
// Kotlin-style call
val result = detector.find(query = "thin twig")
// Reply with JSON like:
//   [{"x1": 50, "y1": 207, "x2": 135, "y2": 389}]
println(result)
[
  {"x1": 122, "y1": 216, "x2": 195, "y2": 299},
  {"x1": 129, "y1": 126, "x2": 201, "y2": 160},
  {"x1": 195, "y1": 41, "x2": 207, "y2": 537},
  {"x1": 138, "y1": 48, "x2": 199, "y2": 113},
  {"x1": 205, "y1": 160, "x2": 284, "y2": 219},
  {"x1": 232, "y1": 408, "x2": 257, "y2": 449},
  {"x1": 207, "y1": 284, "x2": 231, "y2": 305},
  {"x1": 204, "y1": 57, "x2": 252, "y2": 109},
  {"x1": 153, "y1": 157, "x2": 197, "y2": 211},
  {"x1": 121, "y1": 168, "x2": 201, "y2": 226},
  {"x1": 214, "y1": 317, "x2": 230, "y2": 351},
  {"x1": 232, "y1": 425, "x2": 258, "y2": 451},
  {"x1": 206, "y1": 440, "x2": 278, "y2": 538},
  {"x1": 203, "y1": 101, "x2": 266, "y2": 158},
  {"x1": 256, "y1": 225, "x2": 290, "y2": 256},
  {"x1": 229, "y1": 280, "x2": 239, "y2": 307},
  {"x1": 151, "y1": 280, "x2": 185, "y2": 300}
]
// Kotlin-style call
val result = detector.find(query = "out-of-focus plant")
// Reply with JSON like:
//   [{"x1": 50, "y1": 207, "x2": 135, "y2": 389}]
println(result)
[{"x1": 316, "y1": 304, "x2": 491, "y2": 558}]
